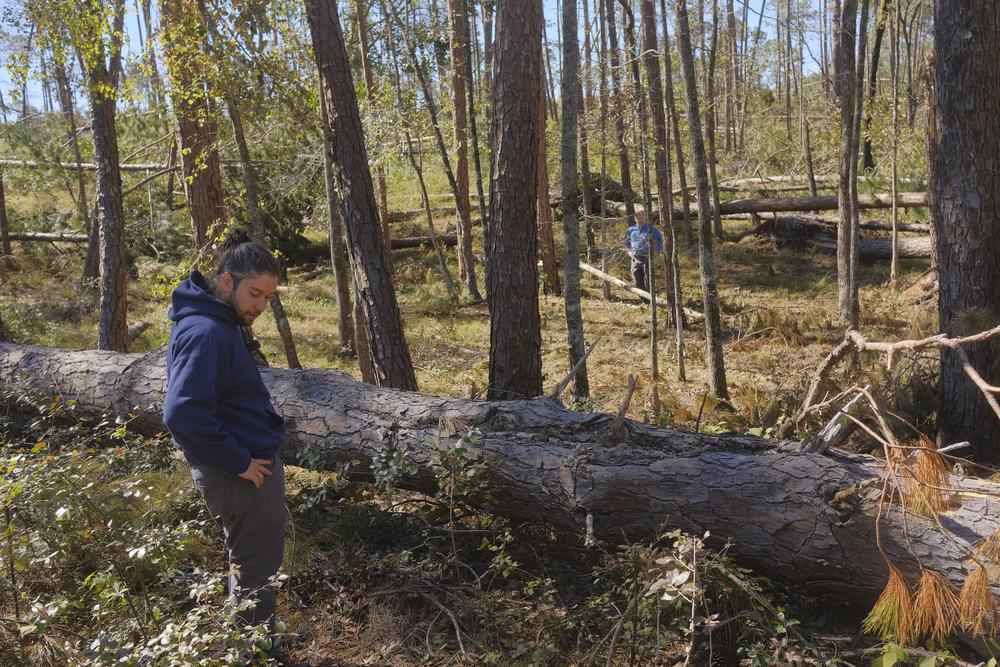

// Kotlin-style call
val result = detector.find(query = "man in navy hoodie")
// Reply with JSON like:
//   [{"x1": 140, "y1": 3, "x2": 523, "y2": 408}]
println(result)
[{"x1": 163, "y1": 231, "x2": 287, "y2": 637}]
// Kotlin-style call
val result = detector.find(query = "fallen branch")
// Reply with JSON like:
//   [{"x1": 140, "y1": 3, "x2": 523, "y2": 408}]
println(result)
[{"x1": 579, "y1": 261, "x2": 704, "y2": 325}]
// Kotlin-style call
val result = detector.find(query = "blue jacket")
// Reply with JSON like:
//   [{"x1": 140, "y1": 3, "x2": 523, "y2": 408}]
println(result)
[
  {"x1": 624, "y1": 223, "x2": 664, "y2": 257},
  {"x1": 163, "y1": 271, "x2": 284, "y2": 475}
]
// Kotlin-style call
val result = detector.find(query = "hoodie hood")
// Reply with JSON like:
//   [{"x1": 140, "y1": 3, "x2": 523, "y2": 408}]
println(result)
[{"x1": 169, "y1": 271, "x2": 238, "y2": 326}]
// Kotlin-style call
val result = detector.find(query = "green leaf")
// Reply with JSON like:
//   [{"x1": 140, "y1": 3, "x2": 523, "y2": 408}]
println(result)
[{"x1": 917, "y1": 656, "x2": 937, "y2": 667}]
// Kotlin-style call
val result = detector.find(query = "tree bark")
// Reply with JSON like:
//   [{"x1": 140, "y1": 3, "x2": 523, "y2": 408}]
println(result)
[
  {"x1": 5, "y1": 343, "x2": 1000, "y2": 611},
  {"x1": 307, "y1": 0, "x2": 417, "y2": 391},
  {"x1": 560, "y1": 0, "x2": 590, "y2": 398},
  {"x1": 487, "y1": 0, "x2": 544, "y2": 400},
  {"x1": 674, "y1": 0, "x2": 728, "y2": 399},
  {"x1": 930, "y1": 0, "x2": 1000, "y2": 463},
  {"x1": 161, "y1": 0, "x2": 225, "y2": 249}
]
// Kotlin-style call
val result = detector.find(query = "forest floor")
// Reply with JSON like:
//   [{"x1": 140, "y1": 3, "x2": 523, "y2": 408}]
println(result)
[{"x1": 1, "y1": 209, "x2": 953, "y2": 665}]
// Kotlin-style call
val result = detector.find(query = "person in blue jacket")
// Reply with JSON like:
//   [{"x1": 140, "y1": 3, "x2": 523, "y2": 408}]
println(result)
[
  {"x1": 623, "y1": 211, "x2": 663, "y2": 293},
  {"x1": 163, "y1": 229, "x2": 287, "y2": 639}
]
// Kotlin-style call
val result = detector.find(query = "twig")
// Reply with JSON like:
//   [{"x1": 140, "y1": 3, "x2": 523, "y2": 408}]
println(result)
[
  {"x1": 611, "y1": 374, "x2": 638, "y2": 434},
  {"x1": 551, "y1": 337, "x2": 602, "y2": 399}
]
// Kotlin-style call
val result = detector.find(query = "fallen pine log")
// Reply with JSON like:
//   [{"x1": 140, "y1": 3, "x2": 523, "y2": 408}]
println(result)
[
  {"x1": 742, "y1": 217, "x2": 932, "y2": 246},
  {"x1": 579, "y1": 261, "x2": 704, "y2": 325},
  {"x1": 7, "y1": 232, "x2": 88, "y2": 243},
  {"x1": 2, "y1": 343, "x2": 998, "y2": 609},
  {"x1": 388, "y1": 207, "x2": 456, "y2": 223},
  {"x1": 603, "y1": 192, "x2": 928, "y2": 221},
  {"x1": 390, "y1": 233, "x2": 457, "y2": 249},
  {"x1": 750, "y1": 213, "x2": 931, "y2": 234},
  {"x1": 808, "y1": 235, "x2": 932, "y2": 260}
]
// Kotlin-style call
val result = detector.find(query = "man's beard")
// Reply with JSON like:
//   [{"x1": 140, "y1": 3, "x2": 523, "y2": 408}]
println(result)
[{"x1": 225, "y1": 292, "x2": 258, "y2": 327}]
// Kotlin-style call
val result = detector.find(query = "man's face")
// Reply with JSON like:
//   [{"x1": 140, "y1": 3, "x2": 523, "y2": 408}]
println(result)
[{"x1": 217, "y1": 272, "x2": 278, "y2": 326}]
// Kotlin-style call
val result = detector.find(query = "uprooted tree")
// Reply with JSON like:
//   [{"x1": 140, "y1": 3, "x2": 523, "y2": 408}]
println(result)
[{"x1": 3, "y1": 342, "x2": 1000, "y2": 632}]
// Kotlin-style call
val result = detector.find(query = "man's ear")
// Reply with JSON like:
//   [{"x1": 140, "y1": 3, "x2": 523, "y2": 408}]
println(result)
[{"x1": 218, "y1": 271, "x2": 234, "y2": 295}]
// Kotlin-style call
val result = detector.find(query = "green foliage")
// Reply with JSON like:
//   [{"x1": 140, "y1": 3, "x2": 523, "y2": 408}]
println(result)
[{"x1": 0, "y1": 381, "x2": 274, "y2": 664}]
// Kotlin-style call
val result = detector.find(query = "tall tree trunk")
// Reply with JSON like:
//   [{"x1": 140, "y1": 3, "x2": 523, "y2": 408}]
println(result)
[
  {"x1": 487, "y1": 0, "x2": 544, "y2": 400},
  {"x1": 226, "y1": 98, "x2": 302, "y2": 370},
  {"x1": 140, "y1": 0, "x2": 163, "y2": 107},
  {"x1": 598, "y1": 0, "x2": 613, "y2": 300},
  {"x1": 560, "y1": 0, "x2": 590, "y2": 398},
  {"x1": 447, "y1": 0, "x2": 476, "y2": 293},
  {"x1": 835, "y1": 0, "x2": 860, "y2": 327},
  {"x1": 724, "y1": 0, "x2": 737, "y2": 154},
  {"x1": 660, "y1": 0, "x2": 694, "y2": 247},
  {"x1": 542, "y1": 18, "x2": 559, "y2": 122},
  {"x1": 849, "y1": 0, "x2": 872, "y2": 325},
  {"x1": 604, "y1": 0, "x2": 636, "y2": 227},
  {"x1": 537, "y1": 78, "x2": 562, "y2": 297},
  {"x1": 318, "y1": 94, "x2": 357, "y2": 360},
  {"x1": 352, "y1": 0, "x2": 393, "y2": 261},
  {"x1": 861, "y1": 0, "x2": 887, "y2": 173},
  {"x1": 622, "y1": 0, "x2": 661, "y2": 380},
  {"x1": 482, "y1": 0, "x2": 494, "y2": 93},
  {"x1": 705, "y1": 0, "x2": 724, "y2": 240},
  {"x1": 463, "y1": 0, "x2": 488, "y2": 240},
  {"x1": 797, "y1": 1, "x2": 817, "y2": 199},
  {"x1": 931, "y1": 0, "x2": 1000, "y2": 463},
  {"x1": 674, "y1": 0, "x2": 728, "y2": 400},
  {"x1": 889, "y1": 0, "x2": 900, "y2": 283},
  {"x1": 82, "y1": 0, "x2": 128, "y2": 352},
  {"x1": 161, "y1": 0, "x2": 225, "y2": 249},
  {"x1": 784, "y1": 0, "x2": 793, "y2": 140},
  {"x1": 580, "y1": 0, "x2": 597, "y2": 263},
  {"x1": 0, "y1": 170, "x2": 11, "y2": 273},
  {"x1": 642, "y1": 0, "x2": 685, "y2": 378},
  {"x1": 306, "y1": 0, "x2": 417, "y2": 391}
]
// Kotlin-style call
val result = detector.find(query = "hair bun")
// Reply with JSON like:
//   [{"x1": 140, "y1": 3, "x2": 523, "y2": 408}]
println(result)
[{"x1": 221, "y1": 228, "x2": 253, "y2": 252}]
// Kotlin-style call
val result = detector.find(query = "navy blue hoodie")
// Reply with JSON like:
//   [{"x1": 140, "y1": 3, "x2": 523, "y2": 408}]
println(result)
[{"x1": 163, "y1": 271, "x2": 285, "y2": 475}]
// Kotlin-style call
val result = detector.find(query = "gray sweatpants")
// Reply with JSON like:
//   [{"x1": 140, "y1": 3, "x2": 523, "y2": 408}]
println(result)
[{"x1": 190, "y1": 457, "x2": 286, "y2": 631}]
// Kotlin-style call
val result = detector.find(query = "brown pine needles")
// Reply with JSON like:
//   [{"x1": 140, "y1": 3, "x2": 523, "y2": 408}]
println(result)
[
  {"x1": 959, "y1": 566, "x2": 997, "y2": 636},
  {"x1": 862, "y1": 561, "x2": 913, "y2": 643},
  {"x1": 907, "y1": 570, "x2": 960, "y2": 644},
  {"x1": 904, "y1": 439, "x2": 952, "y2": 517},
  {"x1": 976, "y1": 524, "x2": 1000, "y2": 565}
]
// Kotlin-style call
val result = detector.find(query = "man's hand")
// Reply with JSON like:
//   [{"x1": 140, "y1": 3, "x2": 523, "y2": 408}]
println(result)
[{"x1": 239, "y1": 458, "x2": 273, "y2": 488}]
